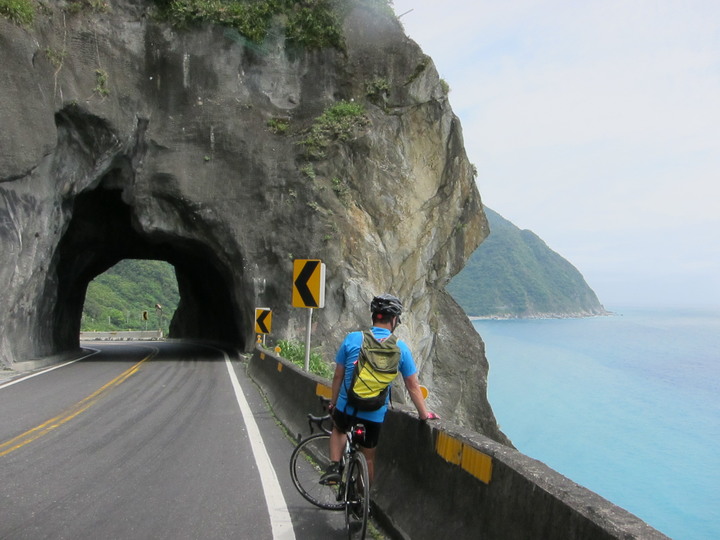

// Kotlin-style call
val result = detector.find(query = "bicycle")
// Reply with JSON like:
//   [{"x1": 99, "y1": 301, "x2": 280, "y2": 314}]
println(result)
[{"x1": 289, "y1": 398, "x2": 371, "y2": 539}]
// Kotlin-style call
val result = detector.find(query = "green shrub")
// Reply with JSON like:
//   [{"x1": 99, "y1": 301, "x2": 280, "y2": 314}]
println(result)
[
  {"x1": 157, "y1": 0, "x2": 278, "y2": 42},
  {"x1": 156, "y1": 0, "x2": 346, "y2": 49},
  {"x1": 267, "y1": 117, "x2": 290, "y2": 134},
  {"x1": 0, "y1": 0, "x2": 35, "y2": 25},
  {"x1": 366, "y1": 77, "x2": 390, "y2": 104},
  {"x1": 301, "y1": 100, "x2": 367, "y2": 159},
  {"x1": 94, "y1": 69, "x2": 110, "y2": 97},
  {"x1": 331, "y1": 176, "x2": 350, "y2": 204},
  {"x1": 276, "y1": 339, "x2": 333, "y2": 379},
  {"x1": 285, "y1": 0, "x2": 344, "y2": 50},
  {"x1": 45, "y1": 47, "x2": 67, "y2": 69}
]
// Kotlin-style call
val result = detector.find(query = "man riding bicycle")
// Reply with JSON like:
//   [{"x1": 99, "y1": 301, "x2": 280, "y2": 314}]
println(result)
[{"x1": 320, "y1": 294, "x2": 439, "y2": 486}]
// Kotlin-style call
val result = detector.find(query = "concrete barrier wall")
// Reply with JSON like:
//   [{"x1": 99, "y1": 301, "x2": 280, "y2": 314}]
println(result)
[
  {"x1": 80, "y1": 331, "x2": 162, "y2": 341},
  {"x1": 248, "y1": 346, "x2": 669, "y2": 540}
]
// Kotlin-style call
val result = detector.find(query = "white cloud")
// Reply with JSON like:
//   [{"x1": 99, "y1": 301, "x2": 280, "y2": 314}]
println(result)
[{"x1": 394, "y1": 0, "x2": 720, "y2": 306}]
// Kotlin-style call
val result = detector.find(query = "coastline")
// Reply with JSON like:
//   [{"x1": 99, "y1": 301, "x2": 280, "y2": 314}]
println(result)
[{"x1": 469, "y1": 309, "x2": 613, "y2": 321}]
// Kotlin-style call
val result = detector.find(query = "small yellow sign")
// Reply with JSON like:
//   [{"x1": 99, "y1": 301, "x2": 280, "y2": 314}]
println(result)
[{"x1": 255, "y1": 308, "x2": 272, "y2": 334}]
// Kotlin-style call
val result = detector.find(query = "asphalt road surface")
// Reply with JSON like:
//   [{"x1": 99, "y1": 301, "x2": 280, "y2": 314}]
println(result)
[{"x1": 0, "y1": 341, "x2": 369, "y2": 539}]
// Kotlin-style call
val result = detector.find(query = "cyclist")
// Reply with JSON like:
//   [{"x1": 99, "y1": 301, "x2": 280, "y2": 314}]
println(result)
[{"x1": 320, "y1": 294, "x2": 439, "y2": 486}]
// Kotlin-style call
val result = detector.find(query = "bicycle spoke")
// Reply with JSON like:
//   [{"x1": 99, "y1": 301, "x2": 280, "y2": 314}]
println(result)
[{"x1": 290, "y1": 433, "x2": 343, "y2": 511}]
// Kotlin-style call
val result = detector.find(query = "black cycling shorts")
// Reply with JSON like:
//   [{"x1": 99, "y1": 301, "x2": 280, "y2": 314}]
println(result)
[{"x1": 332, "y1": 407, "x2": 382, "y2": 449}]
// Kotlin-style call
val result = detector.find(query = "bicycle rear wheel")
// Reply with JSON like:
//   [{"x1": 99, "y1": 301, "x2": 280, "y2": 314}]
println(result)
[
  {"x1": 289, "y1": 433, "x2": 343, "y2": 510},
  {"x1": 343, "y1": 452, "x2": 370, "y2": 539}
]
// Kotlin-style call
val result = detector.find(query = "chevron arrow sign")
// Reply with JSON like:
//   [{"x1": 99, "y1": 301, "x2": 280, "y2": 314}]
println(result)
[
  {"x1": 292, "y1": 259, "x2": 326, "y2": 308},
  {"x1": 255, "y1": 308, "x2": 272, "y2": 334}
]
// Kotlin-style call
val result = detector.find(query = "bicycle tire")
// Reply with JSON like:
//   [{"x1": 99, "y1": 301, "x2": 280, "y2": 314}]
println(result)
[
  {"x1": 290, "y1": 433, "x2": 343, "y2": 511},
  {"x1": 343, "y1": 452, "x2": 370, "y2": 539}
]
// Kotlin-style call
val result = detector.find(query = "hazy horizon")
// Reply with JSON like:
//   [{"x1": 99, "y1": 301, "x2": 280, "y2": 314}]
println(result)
[{"x1": 393, "y1": 1, "x2": 720, "y2": 309}]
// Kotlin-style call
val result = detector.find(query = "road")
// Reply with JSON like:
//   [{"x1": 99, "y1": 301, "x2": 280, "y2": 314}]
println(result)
[{"x1": 0, "y1": 342, "x2": 358, "y2": 539}]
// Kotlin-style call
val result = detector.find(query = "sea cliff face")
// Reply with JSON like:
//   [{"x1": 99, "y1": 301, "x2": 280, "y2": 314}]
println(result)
[{"x1": 0, "y1": 1, "x2": 507, "y2": 441}]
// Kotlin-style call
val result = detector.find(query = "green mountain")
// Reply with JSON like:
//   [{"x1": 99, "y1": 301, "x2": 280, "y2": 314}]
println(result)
[
  {"x1": 447, "y1": 207, "x2": 607, "y2": 318},
  {"x1": 81, "y1": 259, "x2": 179, "y2": 333}
]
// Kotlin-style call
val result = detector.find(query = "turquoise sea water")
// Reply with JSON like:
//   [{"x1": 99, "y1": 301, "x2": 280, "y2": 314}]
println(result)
[{"x1": 473, "y1": 306, "x2": 720, "y2": 540}]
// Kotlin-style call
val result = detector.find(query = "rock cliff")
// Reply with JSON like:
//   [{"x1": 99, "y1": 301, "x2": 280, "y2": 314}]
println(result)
[{"x1": 0, "y1": 0, "x2": 507, "y2": 442}]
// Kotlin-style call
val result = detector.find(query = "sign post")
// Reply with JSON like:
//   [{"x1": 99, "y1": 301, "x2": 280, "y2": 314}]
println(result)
[{"x1": 292, "y1": 259, "x2": 326, "y2": 371}]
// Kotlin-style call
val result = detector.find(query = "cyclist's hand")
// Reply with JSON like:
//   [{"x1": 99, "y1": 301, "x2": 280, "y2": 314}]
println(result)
[
  {"x1": 328, "y1": 402, "x2": 335, "y2": 413},
  {"x1": 422, "y1": 411, "x2": 440, "y2": 421}
]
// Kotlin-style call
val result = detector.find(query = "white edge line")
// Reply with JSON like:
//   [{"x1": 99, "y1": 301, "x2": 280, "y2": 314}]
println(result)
[
  {"x1": 219, "y1": 348, "x2": 296, "y2": 540},
  {"x1": 0, "y1": 348, "x2": 101, "y2": 390}
]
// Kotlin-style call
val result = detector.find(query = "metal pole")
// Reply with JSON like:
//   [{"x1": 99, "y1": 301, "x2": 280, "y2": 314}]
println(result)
[{"x1": 304, "y1": 308, "x2": 313, "y2": 371}]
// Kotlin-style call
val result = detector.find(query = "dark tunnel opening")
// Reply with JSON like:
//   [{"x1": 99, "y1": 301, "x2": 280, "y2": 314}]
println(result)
[{"x1": 50, "y1": 184, "x2": 247, "y2": 353}]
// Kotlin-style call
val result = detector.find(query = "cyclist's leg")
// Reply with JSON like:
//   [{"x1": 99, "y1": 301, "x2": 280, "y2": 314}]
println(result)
[
  {"x1": 359, "y1": 446, "x2": 376, "y2": 484},
  {"x1": 357, "y1": 418, "x2": 382, "y2": 485},
  {"x1": 321, "y1": 410, "x2": 350, "y2": 485},
  {"x1": 329, "y1": 425, "x2": 345, "y2": 462}
]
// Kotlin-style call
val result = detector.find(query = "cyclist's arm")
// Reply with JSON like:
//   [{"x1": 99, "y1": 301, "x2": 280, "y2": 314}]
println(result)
[
  {"x1": 403, "y1": 373, "x2": 430, "y2": 420},
  {"x1": 331, "y1": 363, "x2": 345, "y2": 407}
]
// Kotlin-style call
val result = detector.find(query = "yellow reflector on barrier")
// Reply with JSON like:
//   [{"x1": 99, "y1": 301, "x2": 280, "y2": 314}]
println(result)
[
  {"x1": 461, "y1": 445, "x2": 493, "y2": 484},
  {"x1": 435, "y1": 432, "x2": 493, "y2": 484},
  {"x1": 436, "y1": 432, "x2": 463, "y2": 465},
  {"x1": 316, "y1": 383, "x2": 332, "y2": 399},
  {"x1": 277, "y1": 362, "x2": 283, "y2": 372}
]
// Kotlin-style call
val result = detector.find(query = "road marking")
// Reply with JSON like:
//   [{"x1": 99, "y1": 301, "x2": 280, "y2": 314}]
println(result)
[
  {"x1": 0, "y1": 348, "x2": 101, "y2": 390},
  {"x1": 222, "y1": 350, "x2": 296, "y2": 540},
  {"x1": 0, "y1": 348, "x2": 157, "y2": 458}
]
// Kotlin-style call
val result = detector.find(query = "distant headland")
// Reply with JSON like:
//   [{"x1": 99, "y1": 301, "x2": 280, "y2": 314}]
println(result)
[{"x1": 448, "y1": 207, "x2": 609, "y2": 319}]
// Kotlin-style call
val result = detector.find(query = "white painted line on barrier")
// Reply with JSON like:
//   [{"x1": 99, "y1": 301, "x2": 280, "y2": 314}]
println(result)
[
  {"x1": 222, "y1": 350, "x2": 296, "y2": 540},
  {"x1": 0, "y1": 348, "x2": 101, "y2": 390}
]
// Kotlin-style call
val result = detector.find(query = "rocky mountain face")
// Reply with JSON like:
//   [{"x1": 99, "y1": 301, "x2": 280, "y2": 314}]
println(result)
[{"x1": 0, "y1": 1, "x2": 507, "y2": 441}]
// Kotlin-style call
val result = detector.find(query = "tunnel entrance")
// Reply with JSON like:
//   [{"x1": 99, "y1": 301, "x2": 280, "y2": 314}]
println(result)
[{"x1": 50, "y1": 182, "x2": 247, "y2": 353}]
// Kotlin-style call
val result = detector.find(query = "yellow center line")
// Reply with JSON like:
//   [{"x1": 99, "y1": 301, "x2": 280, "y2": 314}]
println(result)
[{"x1": 0, "y1": 349, "x2": 157, "y2": 458}]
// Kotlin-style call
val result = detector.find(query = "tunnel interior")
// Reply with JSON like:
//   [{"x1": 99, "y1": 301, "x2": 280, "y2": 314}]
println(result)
[{"x1": 50, "y1": 176, "x2": 248, "y2": 353}]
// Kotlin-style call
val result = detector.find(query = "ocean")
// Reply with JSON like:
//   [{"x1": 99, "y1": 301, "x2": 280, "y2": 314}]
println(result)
[{"x1": 473, "y1": 306, "x2": 720, "y2": 540}]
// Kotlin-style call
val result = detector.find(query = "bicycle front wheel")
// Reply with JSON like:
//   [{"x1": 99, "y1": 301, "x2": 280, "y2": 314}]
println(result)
[
  {"x1": 289, "y1": 433, "x2": 343, "y2": 510},
  {"x1": 344, "y1": 452, "x2": 370, "y2": 539}
]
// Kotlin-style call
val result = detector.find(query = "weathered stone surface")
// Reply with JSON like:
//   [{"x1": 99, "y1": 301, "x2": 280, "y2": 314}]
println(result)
[{"x1": 0, "y1": 1, "x2": 507, "y2": 442}]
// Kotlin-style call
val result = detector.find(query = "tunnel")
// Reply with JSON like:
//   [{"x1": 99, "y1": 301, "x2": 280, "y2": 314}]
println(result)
[{"x1": 48, "y1": 177, "x2": 249, "y2": 354}]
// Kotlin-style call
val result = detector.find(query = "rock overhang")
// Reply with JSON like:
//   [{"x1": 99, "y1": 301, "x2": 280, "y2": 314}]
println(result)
[{"x1": 0, "y1": 0, "x2": 507, "y2": 441}]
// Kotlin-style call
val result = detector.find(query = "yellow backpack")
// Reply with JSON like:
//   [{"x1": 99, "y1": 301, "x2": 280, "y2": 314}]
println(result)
[{"x1": 346, "y1": 331, "x2": 401, "y2": 411}]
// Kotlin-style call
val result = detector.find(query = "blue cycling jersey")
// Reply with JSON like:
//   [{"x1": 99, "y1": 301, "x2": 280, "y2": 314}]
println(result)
[{"x1": 335, "y1": 327, "x2": 417, "y2": 423}]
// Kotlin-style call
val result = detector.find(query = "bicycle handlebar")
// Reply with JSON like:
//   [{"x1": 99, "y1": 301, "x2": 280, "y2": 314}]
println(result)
[{"x1": 305, "y1": 396, "x2": 333, "y2": 435}]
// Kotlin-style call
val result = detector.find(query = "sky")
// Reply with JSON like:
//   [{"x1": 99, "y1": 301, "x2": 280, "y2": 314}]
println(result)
[{"x1": 392, "y1": 0, "x2": 720, "y2": 308}]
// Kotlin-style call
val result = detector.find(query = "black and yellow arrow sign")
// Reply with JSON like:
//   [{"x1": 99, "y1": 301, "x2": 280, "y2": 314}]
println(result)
[
  {"x1": 292, "y1": 259, "x2": 326, "y2": 308},
  {"x1": 255, "y1": 308, "x2": 272, "y2": 334}
]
